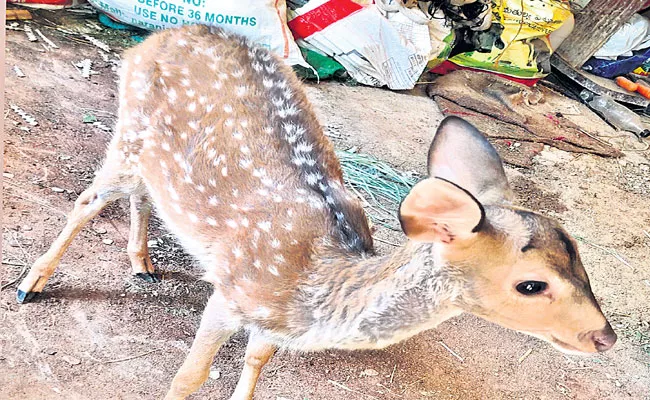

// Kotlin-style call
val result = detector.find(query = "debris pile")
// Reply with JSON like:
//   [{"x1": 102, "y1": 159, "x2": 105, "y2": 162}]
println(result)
[{"x1": 6, "y1": 0, "x2": 650, "y2": 156}]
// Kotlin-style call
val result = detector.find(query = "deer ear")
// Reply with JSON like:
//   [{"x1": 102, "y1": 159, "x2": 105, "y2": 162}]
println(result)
[
  {"x1": 399, "y1": 177, "x2": 484, "y2": 243},
  {"x1": 428, "y1": 116, "x2": 514, "y2": 204}
]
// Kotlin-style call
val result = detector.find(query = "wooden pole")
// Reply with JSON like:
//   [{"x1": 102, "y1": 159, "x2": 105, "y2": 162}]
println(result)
[{"x1": 556, "y1": 0, "x2": 648, "y2": 68}]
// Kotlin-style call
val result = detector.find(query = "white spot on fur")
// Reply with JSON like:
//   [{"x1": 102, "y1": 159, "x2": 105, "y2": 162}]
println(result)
[
  {"x1": 233, "y1": 131, "x2": 243, "y2": 140},
  {"x1": 208, "y1": 178, "x2": 217, "y2": 187},
  {"x1": 270, "y1": 239, "x2": 281, "y2": 248},
  {"x1": 223, "y1": 104, "x2": 233, "y2": 113},
  {"x1": 167, "y1": 88, "x2": 177, "y2": 103},
  {"x1": 241, "y1": 218, "x2": 250, "y2": 228},
  {"x1": 283, "y1": 223, "x2": 293, "y2": 231},
  {"x1": 257, "y1": 221, "x2": 271, "y2": 232},
  {"x1": 253, "y1": 260, "x2": 261, "y2": 269},
  {"x1": 306, "y1": 172, "x2": 323, "y2": 186},
  {"x1": 186, "y1": 89, "x2": 195, "y2": 98},
  {"x1": 268, "y1": 265, "x2": 280, "y2": 276},
  {"x1": 295, "y1": 142, "x2": 313, "y2": 153},
  {"x1": 232, "y1": 246, "x2": 243, "y2": 258},
  {"x1": 168, "y1": 185, "x2": 180, "y2": 201},
  {"x1": 188, "y1": 103, "x2": 197, "y2": 112},
  {"x1": 221, "y1": 167, "x2": 228, "y2": 177},
  {"x1": 188, "y1": 213, "x2": 198, "y2": 223},
  {"x1": 161, "y1": 142, "x2": 171, "y2": 151},
  {"x1": 226, "y1": 219, "x2": 238, "y2": 229},
  {"x1": 253, "y1": 306, "x2": 271, "y2": 318},
  {"x1": 239, "y1": 158, "x2": 253, "y2": 169},
  {"x1": 206, "y1": 217, "x2": 217, "y2": 226},
  {"x1": 209, "y1": 196, "x2": 219, "y2": 206}
]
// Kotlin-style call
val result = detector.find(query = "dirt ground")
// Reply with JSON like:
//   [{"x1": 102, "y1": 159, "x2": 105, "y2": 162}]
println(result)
[{"x1": 2, "y1": 10, "x2": 650, "y2": 400}]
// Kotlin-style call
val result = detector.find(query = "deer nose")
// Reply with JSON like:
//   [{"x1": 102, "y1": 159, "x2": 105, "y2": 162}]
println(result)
[{"x1": 588, "y1": 323, "x2": 617, "y2": 352}]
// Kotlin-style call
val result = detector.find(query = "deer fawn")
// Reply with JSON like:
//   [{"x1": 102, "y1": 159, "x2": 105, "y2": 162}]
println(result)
[{"x1": 17, "y1": 25, "x2": 616, "y2": 399}]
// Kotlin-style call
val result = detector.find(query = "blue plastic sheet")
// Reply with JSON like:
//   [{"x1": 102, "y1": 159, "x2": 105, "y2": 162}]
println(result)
[{"x1": 582, "y1": 47, "x2": 650, "y2": 78}]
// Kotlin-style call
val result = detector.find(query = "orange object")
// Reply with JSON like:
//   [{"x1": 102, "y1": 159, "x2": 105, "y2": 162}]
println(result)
[
  {"x1": 636, "y1": 83, "x2": 650, "y2": 99},
  {"x1": 615, "y1": 76, "x2": 638, "y2": 92},
  {"x1": 6, "y1": 9, "x2": 32, "y2": 20}
]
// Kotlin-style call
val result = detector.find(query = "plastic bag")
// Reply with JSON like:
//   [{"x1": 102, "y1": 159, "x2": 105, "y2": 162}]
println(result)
[
  {"x1": 583, "y1": 47, "x2": 650, "y2": 79},
  {"x1": 287, "y1": 0, "x2": 430, "y2": 90},
  {"x1": 443, "y1": 0, "x2": 573, "y2": 80},
  {"x1": 7, "y1": 0, "x2": 85, "y2": 9},
  {"x1": 594, "y1": 14, "x2": 650, "y2": 60},
  {"x1": 86, "y1": 0, "x2": 308, "y2": 67}
]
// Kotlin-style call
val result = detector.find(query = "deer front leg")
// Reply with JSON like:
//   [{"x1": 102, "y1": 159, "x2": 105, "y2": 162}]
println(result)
[
  {"x1": 127, "y1": 193, "x2": 159, "y2": 283},
  {"x1": 164, "y1": 295, "x2": 237, "y2": 400},
  {"x1": 16, "y1": 183, "x2": 126, "y2": 303},
  {"x1": 230, "y1": 333, "x2": 277, "y2": 400}
]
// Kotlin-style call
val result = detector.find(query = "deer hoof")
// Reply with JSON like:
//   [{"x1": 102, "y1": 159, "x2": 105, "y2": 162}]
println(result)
[{"x1": 16, "y1": 289, "x2": 40, "y2": 304}]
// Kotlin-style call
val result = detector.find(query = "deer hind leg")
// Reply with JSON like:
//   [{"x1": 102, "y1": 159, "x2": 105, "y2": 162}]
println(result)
[
  {"x1": 127, "y1": 193, "x2": 159, "y2": 283},
  {"x1": 230, "y1": 332, "x2": 277, "y2": 400},
  {"x1": 16, "y1": 155, "x2": 143, "y2": 303},
  {"x1": 165, "y1": 294, "x2": 238, "y2": 400}
]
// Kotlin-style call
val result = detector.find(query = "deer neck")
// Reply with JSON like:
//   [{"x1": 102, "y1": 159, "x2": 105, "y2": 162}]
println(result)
[{"x1": 283, "y1": 241, "x2": 464, "y2": 350}]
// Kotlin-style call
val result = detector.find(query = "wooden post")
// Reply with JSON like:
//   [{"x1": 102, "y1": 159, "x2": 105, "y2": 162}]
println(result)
[{"x1": 556, "y1": 0, "x2": 648, "y2": 68}]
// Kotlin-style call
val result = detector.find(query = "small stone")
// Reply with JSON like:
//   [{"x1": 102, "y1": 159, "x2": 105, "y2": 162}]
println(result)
[
  {"x1": 361, "y1": 368, "x2": 379, "y2": 377},
  {"x1": 209, "y1": 368, "x2": 221, "y2": 380},
  {"x1": 60, "y1": 155, "x2": 72, "y2": 160},
  {"x1": 3, "y1": 172, "x2": 14, "y2": 178},
  {"x1": 51, "y1": 187, "x2": 65, "y2": 193},
  {"x1": 22, "y1": 225, "x2": 33, "y2": 231},
  {"x1": 42, "y1": 348, "x2": 57, "y2": 355},
  {"x1": 102, "y1": 239, "x2": 114, "y2": 245},
  {"x1": 147, "y1": 239, "x2": 158, "y2": 247},
  {"x1": 94, "y1": 227, "x2": 107, "y2": 234},
  {"x1": 60, "y1": 355, "x2": 81, "y2": 365}
]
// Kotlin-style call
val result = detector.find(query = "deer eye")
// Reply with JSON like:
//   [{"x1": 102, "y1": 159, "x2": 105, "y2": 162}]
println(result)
[{"x1": 516, "y1": 281, "x2": 547, "y2": 295}]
